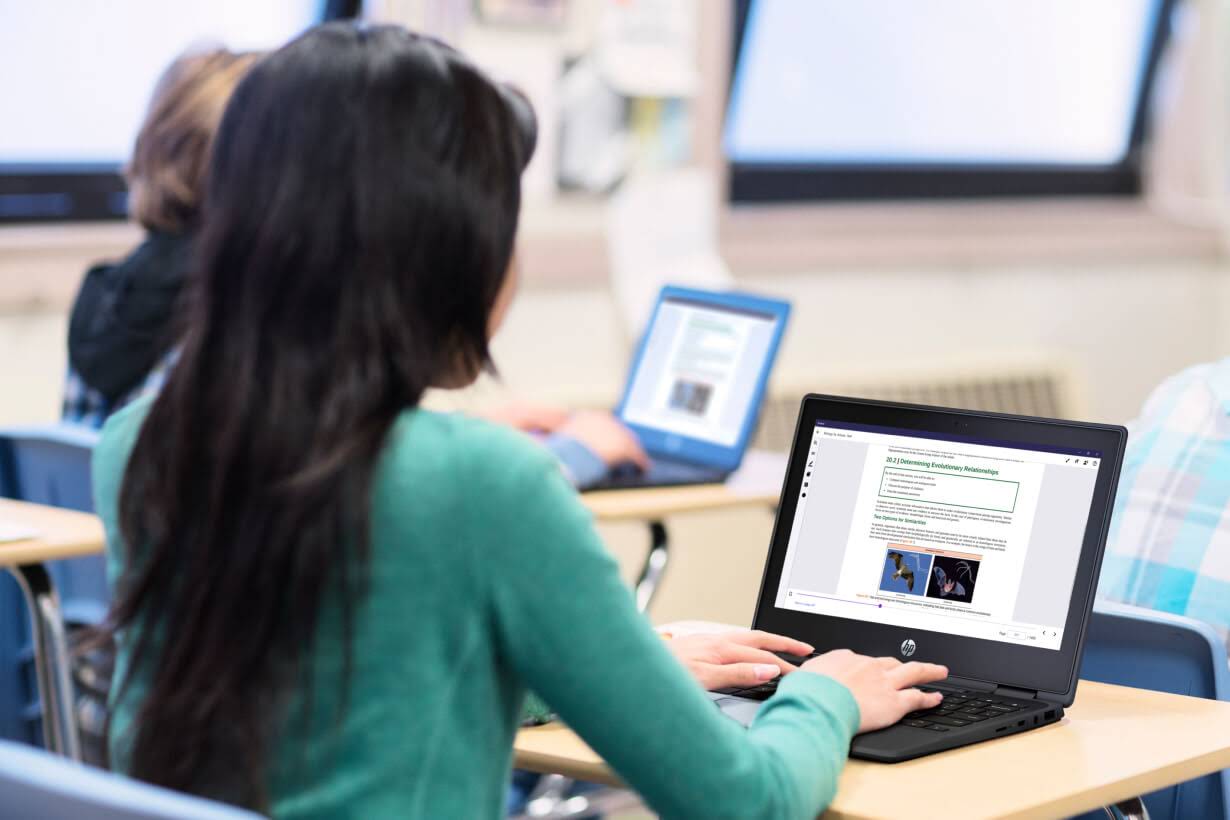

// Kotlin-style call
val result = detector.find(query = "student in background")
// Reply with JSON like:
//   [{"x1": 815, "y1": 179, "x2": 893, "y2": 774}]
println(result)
[
  {"x1": 62, "y1": 49, "x2": 258, "y2": 428},
  {"x1": 54, "y1": 42, "x2": 640, "y2": 488},
  {"x1": 94, "y1": 23, "x2": 945, "y2": 818},
  {"x1": 1099, "y1": 358, "x2": 1230, "y2": 651}
]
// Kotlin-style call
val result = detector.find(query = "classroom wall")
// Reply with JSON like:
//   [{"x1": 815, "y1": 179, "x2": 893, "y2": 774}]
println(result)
[
  {"x1": 9, "y1": 251, "x2": 1226, "y2": 626},
  {"x1": 491, "y1": 258, "x2": 1230, "y2": 427},
  {"x1": 6, "y1": 256, "x2": 1229, "y2": 429}
]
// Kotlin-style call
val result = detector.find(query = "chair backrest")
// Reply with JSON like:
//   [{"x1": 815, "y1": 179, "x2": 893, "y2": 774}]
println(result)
[
  {"x1": 0, "y1": 425, "x2": 106, "y2": 747},
  {"x1": 0, "y1": 424, "x2": 100, "y2": 512},
  {"x1": 1079, "y1": 601, "x2": 1230, "y2": 820},
  {"x1": 0, "y1": 423, "x2": 107, "y2": 614},
  {"x1": 0, "y1": 738, "x2": 263, "y2": 820}
]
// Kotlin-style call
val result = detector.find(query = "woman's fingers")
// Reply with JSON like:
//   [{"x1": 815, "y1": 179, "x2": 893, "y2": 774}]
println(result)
[
  {"x1": 899, "y1": 687, "x2": 944, "y2": 712},
  {"x1": 887, "y1": 661, "x2": 949, "y2": 689},
  {"x1": 700, "y1": 662, "x2": 782, "y2": 690},
  {"x1": 718, "y1": 643, "x2": 797, "y2": 674},
  {"x1": 729, "y1": 629, "x2": 815, "y2": 657}
]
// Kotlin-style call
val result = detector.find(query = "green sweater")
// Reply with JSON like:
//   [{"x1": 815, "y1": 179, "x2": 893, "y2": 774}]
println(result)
[{"x1": 94, "y1": 400, "x2": 859, "y2": 819}]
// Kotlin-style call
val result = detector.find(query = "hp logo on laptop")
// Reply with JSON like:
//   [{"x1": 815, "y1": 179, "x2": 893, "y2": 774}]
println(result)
[{"x1": 900, "y1": 639, "x2": 916, "y2": 657}]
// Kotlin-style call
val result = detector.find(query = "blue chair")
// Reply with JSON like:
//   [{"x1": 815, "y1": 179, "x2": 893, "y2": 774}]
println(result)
[
  {"x1": 0, "y1": 424, "x2": 107, "y2": 617},
  {"x1": 1077, "y1": 601, "x2": 1230, "y2": 820},
  {"x1": 0, "y1": 738, "x2": 263, "y2": 819},
  {"x1": 0, "y1": 424, "x2": 105, "y2": 748}
]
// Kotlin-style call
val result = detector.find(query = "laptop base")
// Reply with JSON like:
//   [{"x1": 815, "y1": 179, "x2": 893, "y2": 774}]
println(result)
[{"x1": 588, "y1": 459, "x2": 730, "y2": 491}]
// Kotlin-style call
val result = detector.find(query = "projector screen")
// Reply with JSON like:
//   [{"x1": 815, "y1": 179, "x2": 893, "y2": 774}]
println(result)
[
  {"x1": 0, "y1": 0, "x2": 322, "y2": 222},
  {"x1": 724, "y1": 0, "x2": 1174, "y2": 202}
]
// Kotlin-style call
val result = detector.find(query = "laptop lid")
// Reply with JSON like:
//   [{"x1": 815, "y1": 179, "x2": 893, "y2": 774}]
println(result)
[
  {"x1": 615, "y1": 286, "x2": 791, "y2": 472},
  {"x1": 751, "y1": 395, "x2": 1127, "y2": 705}
]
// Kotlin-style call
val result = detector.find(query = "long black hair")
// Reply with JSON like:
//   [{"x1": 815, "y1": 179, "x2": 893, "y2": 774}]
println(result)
[{"x1": 107, "y1": 22, "x2": 535, "y2": 808}]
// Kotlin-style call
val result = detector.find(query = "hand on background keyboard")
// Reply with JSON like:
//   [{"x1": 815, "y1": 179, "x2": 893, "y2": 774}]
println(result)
[
  {"x1": 667, "y1": 630, "x2": 815, "y2": 690},
  {"x1": 801, "y1": 650, "x2": 948, "y2": 733},
  {"x1": 556, "y1": 411, "x2": 650, "y2": 472}
]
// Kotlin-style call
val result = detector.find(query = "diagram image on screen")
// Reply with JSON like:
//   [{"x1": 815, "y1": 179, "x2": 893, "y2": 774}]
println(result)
[
  {"x1": 668, "y1": 379, "x2": 714, "y2": 416},
  {"x1": 880, "y1": 549, "x2": 931, "y2": 597},
  {"x1": 926, "y1": 555, "x2": 979, "y2": 604}
]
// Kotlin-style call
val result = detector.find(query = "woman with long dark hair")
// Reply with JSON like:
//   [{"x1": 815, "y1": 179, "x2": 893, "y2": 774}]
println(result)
[{"x1": 94, "y1": 22, "x2": 945, "y2": 818}]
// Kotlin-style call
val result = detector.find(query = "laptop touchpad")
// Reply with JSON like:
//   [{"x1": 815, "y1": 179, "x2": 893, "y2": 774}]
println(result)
[{"x1": 707, "y1": 692, "x2": 759, "y2": 727}]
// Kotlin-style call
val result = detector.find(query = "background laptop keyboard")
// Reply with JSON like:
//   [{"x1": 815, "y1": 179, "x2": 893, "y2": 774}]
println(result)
[
  {"x1": 589, "y1": 459, "x2": 728, "y2": 490},
  {"x1": 715, "y1": 678, "x2": 1033, "y2": 733}
]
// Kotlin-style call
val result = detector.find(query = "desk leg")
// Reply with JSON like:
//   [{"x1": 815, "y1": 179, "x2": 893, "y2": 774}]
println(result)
[
  {"x1": 1102, "y1": 797, "x2": 1149, "y2": 820},
  {"x1": 7, "y1": 564, "x2": 81, "y2": 760},
  {"x1": 634, "y1": 521, "x2": 669, "y2": 614}
]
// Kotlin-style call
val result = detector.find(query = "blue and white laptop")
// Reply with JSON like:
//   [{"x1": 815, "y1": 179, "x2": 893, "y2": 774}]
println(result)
[{"x1": 593, "y1": 285, "x2": 791, "y2": 490}]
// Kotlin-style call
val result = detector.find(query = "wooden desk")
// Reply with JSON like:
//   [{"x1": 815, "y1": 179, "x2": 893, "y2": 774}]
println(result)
[
  {"x1": 514, "y1": 680, "x2": 1230, "y2": 820},
  {"x1": 0, "y1": 499, "x2": 106, "y2": 565},
  {"x1": 581, "y1": 452, "x2": 784, "y2": 611},
  {"x1": 581, "y1": 481, "x2": 779, "y2": 523},
  {"x1": 0, "y1": 499, "x2": 107, "y2": 760}
]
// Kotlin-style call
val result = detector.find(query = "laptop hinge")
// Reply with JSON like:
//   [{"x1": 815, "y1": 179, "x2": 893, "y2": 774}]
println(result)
[{"x1": 994, "y1": 685, "x2": 1040, "y2": 701}]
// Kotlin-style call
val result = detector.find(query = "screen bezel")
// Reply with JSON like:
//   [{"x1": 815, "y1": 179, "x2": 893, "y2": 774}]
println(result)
[
  {"x1": 750, "y1": 395, "x2": 1127, "y2": 704},
  {"x1": 614, "y1": 286, "x2": 790, "y2": 472},
  {"x1": 725, "y1": 0, "x2": 1177, "y2": 203}
]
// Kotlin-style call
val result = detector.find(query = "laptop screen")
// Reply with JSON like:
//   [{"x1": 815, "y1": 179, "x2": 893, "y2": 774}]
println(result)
[
  {"x1": 620, "y1": 296, "x2": 780, "y2": 448},
  {"x1": 774, "y1": 420, "x2": 1101, "y2": 652}
]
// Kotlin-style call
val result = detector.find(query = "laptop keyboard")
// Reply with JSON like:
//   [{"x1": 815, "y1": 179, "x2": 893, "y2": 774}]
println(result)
[
  {"x1": 588, "y1": 459, "x2": 727, "y2": 490},
  {"x1": 716, "y1": 680, "x2": 1033, "y2": 733}
]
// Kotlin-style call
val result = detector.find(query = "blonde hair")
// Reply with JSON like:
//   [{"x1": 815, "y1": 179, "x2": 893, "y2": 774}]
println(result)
[{"x1": 126, "y1": 49, "x2": 259, "y2": 233}]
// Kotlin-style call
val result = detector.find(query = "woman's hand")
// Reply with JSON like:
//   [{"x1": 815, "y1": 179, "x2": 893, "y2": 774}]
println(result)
[
  {"x1": 800, "y1": 650, "x2": 948, "y2": 733},
  {"x1": 667, "y1": 630, "x2": 814, "y2": 690},
  {"x1": 556, "y1": 411, "x2": 650, "y2": 472}
]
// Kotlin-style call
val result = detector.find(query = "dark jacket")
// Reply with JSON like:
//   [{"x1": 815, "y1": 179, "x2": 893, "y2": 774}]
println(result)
[{"x1": 67, "y1": 231, "x2": 192, "y2": 403}]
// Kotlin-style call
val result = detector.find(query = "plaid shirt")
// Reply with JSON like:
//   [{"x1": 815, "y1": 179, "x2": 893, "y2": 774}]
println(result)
[
  {"x1": 61, "y1": 349, "x2": 177, "y2": 430},
  {"x1": 1098, "y1": 359, "x2": 1230, "y2": 651}
]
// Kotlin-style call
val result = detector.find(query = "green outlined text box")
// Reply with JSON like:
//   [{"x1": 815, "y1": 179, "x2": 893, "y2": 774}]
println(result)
[{"x1": 878, "y1": 466, "x2": 1019, "y2": 513}]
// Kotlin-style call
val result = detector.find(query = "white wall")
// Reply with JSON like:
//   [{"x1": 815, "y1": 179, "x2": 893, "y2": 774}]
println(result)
[
  {"x1": 5, "y1": 256, "x2": 1229, "y2": 428},
  {"x1": 2, "y1": 247, "x2": 1228, "y2": 628},
  {"x1": 0, "y1": 311, "x2": 68, "y2": 425},
  {"x1": 487, "y1": 259, "x2": 1230, "y2": 426},
  {"x1": 9, "y1": 254, "x2": 1224, "y2": 626}
]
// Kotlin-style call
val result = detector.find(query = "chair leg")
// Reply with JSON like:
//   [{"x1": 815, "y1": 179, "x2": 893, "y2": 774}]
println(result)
[
  {"x1": 7, "y1": 565, "x2": 81, "y2": 760},
  {"x1": 634, "y1": 521, "x2": 669, "y2": 614},
  {"x1": 1102, "y1": 796, "x2": 1150, "y2": 820},
  {"x1": 516, "y1": 773, "x2": 646, "y2": 819}
]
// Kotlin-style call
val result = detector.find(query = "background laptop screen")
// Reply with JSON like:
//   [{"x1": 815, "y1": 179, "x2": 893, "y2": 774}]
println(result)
[
  {"x1": 775, "y1": 420, "x2": 1101, "y2": 651},
  {"x1": 621, "y1": 297, "x2": 779, "y2": 448}
]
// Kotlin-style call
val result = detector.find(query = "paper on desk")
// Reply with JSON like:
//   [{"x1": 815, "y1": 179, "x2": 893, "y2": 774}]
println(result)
[
  {"x1": 608, "y1": 168, "x2": 735, "y2": 339},
  {"x1": 0, "y1": 521, "x2": 37, "y2": 543},
  {"x1": 724, "y1": 450, "x2": 788, "y2": 498}
]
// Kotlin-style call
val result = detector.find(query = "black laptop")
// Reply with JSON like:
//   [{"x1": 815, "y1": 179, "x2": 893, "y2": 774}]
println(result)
[{"x1": 709, "y1": 394, "x2": 1126, "y2": 762}]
